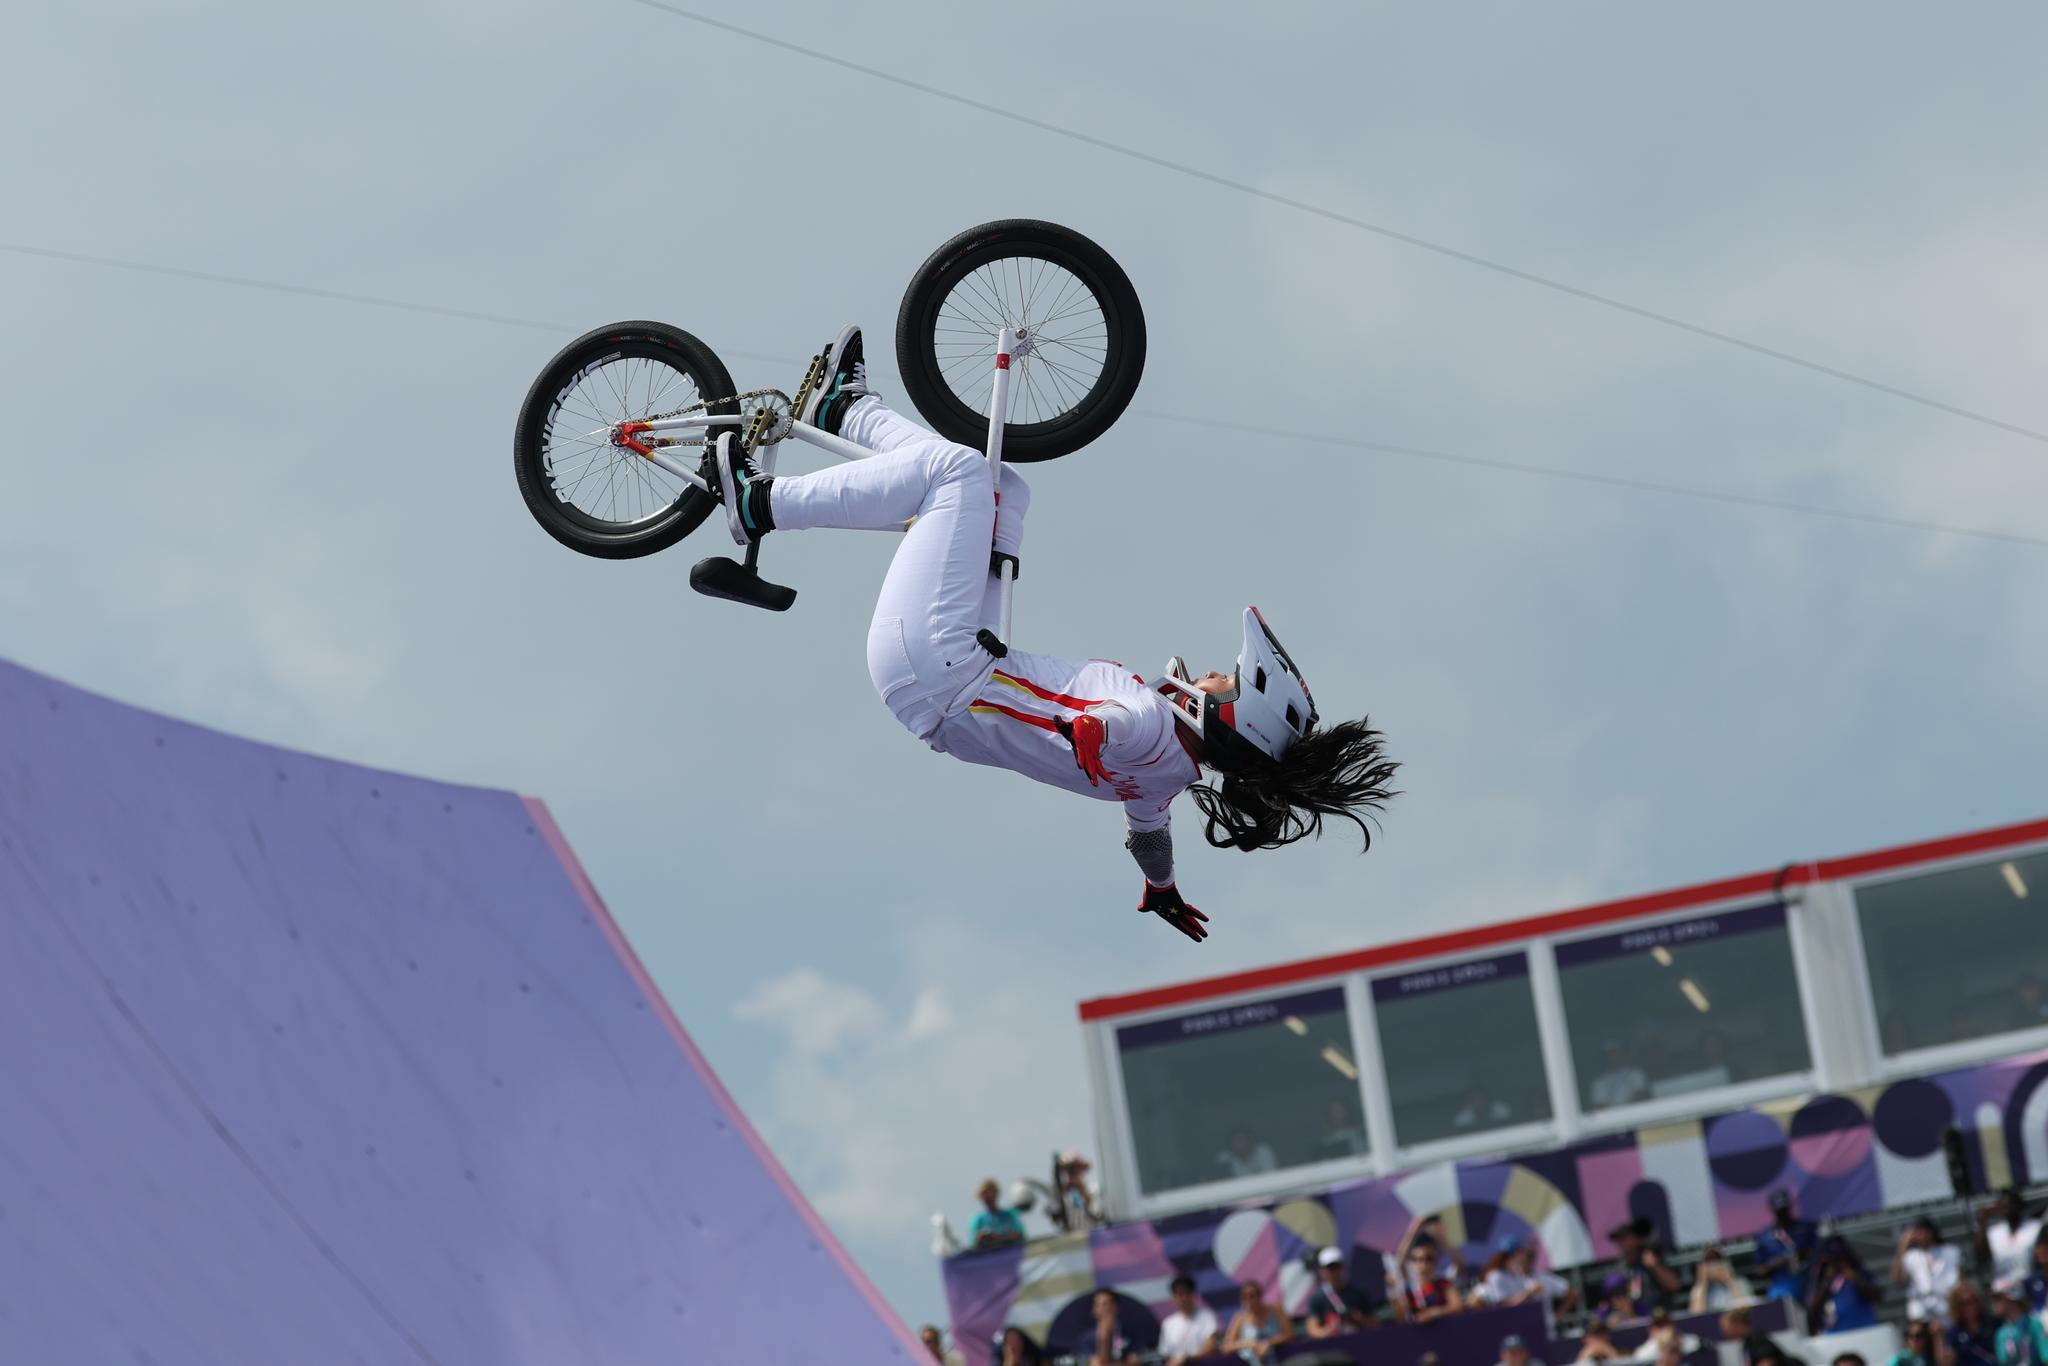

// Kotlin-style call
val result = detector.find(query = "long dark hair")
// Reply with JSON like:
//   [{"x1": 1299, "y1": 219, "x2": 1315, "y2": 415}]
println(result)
[{"x1": 1190, "y1": 717, "x2": 1399, "y2": 852}]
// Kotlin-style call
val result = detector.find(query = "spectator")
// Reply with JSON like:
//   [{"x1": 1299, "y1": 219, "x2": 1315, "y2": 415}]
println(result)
[
  {"x1": 969, "y1": 1179, "x2": 1026, "y2": 1251},
  {"x1": 1078, "y1": 1289, "x2": 1137, "y2": 1366},
  {"x1": 1692, "y1": 1246, "x2": 1757, "y2": 1313},
  {"x1": 1720, "y1": 1308, "x2": 1793, "y2": 1366},
  {"x1": 1835, "y1": 1356, "x2": 1870, "y2": 1366},
  {"x1": 1897, "y1": 1217, "x2": 1965, "y2": 1325},
  {"x1": 1218, "y1": 1127, "x2": 1279, "y2": 1179},
  {"x1": 1419, "y1": 1353, "x2": 1442, "y2": 1366},
  {"x1": 997, "y1": 1326, "x2": 1044, "y2": 1366},
  {"x1": 1993, "y1": 1279, "x2": 2048, "y2": 1366},
  {"x1": 1322, "y1": 1096, "x2": 1369, "y2": 1158},
  {"x1": 1575, "y1": 1315, "x2": 1625, "y2": 1364},
  {"x1": 1611, "y1": 1217, "x2": 1682, "y2": 1314},
  {"x1": 1755, "y1": 1189, "x2": 1821, "y2": 1303},
  {"x1": 1306, "y1": 1246, "x2": 1375, "y2": 1338},
  {"x1": 1158, "y1": 1274, "x2": 1221, "y2": 1366},
  {"x1": 1392, "y1": 1242, "x2": 1466, "y2": 1323},
  {"x1": 1499, "y1": 1332, "x2": 1550, "y2": 1366},
  {"x1": 1221, "y1": 1280, "x2": 1291, "y2": 1365},
  {"x1": 1979, "y1": 1191, "x2": 2045, "y2": 1288},
  {"x1": 1055, "y1": 1152, "x2": 1103, "y2": 1232},
  {"x1": 1482, "y1": 1235, "x2": 1578, "y2": 1312},
  {"x1": 1633, "y1": 1308, "x2": 1701, "y2": 1362},
  {"x1": 918, "y1": 1324, "x2": 947, "y2": 1362},
  {"x1": 1591, "y1": 1040, "x2": 1650, "y2": 1109},
  {"x1": 1600, "y1": 1272, "x2": 1639, "y2": 1323},
  {"x1": 1810, "y1": 1236, "x2": 1881, "y2": 1335},
  {"x1": 1394, "y1": 1212, "x2": 1468, "y2": 1288},
  {"x1": 2024, "y1": 1232, "x2": 2048, "y2": 1318},
  {"x1": 1891, "y1": 1319, "x2": 1939, "y2": 1366},
  {"x1": 1455, "y1": 1085, "x2": 1513, "y2": 1131},
  {"x1": 1949, "y1": 1282, "x2": 2001, "y2": 1366}
]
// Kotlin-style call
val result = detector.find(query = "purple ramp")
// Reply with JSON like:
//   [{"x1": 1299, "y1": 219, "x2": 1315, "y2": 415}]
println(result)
[{"x1": 0, "y1": 658, "x2": 921, "y2": 1366}]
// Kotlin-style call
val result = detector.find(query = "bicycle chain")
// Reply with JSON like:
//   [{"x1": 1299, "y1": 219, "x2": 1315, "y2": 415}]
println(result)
[{"x1": 637, "y1": 349, "x2": 829, "y2": 451}]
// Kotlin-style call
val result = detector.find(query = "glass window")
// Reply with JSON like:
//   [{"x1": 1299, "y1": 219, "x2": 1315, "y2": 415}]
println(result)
[
  {"x1": 1556, "y1": 903, "x2": 1811, "y2": 1114},
  {"x1": 1855, "y1": 849, "x2": 2048, "y2": 1055},
  {"x1": 1372, "y1": 951, "x2": 1551, "y2": 1147},
  {"x1": 1117, "y1": 986, "x2": 1364, "y2": 1195}
]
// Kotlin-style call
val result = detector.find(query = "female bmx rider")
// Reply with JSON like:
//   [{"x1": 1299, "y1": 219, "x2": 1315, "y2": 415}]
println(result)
[{"x1": 706, "y1": 326, "x2": 1398, "y2": 942}]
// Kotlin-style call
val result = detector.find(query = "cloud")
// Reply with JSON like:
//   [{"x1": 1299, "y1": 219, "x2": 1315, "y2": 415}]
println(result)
[{"x1": 730, "y1": 911, "x2": 1097, "y2": 1318}]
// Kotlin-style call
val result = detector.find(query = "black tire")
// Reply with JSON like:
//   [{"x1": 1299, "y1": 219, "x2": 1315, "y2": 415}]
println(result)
[
  {"x1": 513, "y1": 321, "x2": 737, "y2": 559},
  {"x1": 896, "y1": 219, "x2": 1145, "y2": 462}
]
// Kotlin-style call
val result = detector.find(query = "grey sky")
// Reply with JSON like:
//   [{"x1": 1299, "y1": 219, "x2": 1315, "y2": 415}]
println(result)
[{"x1": 6, "y1": 0, "x2": 2045, "y2": 1332}]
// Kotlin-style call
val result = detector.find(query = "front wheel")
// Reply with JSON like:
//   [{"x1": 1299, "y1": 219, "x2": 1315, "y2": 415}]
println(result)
[
  {"x1": 896, "y1": 219, "x2": 1145, "y2": 462},
  {"x1": 513, "y1": 321, "x2": 736, "y2": 559}
]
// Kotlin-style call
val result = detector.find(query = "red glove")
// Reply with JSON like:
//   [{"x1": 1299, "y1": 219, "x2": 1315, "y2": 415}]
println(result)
[
  {"x1": 1139, "y1": 882, "x2": 1209, "y2": 943},
  {"x1": 1053, "y1": 712, "x2": 1110, "y2": 786}
]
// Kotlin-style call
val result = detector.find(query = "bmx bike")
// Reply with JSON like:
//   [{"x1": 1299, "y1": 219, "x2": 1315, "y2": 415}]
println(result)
[{"x1": 512, "y1": 219, "x2": 1146, "y2": 620}]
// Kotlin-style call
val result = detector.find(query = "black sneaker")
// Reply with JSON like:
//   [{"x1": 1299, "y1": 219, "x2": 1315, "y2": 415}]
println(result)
[
  {"x1": 798, "y1": 325, "x2": 869, "y2": 437},
  {"x1": 708, "y1": 432, "x2": 772, "y2": 546}
]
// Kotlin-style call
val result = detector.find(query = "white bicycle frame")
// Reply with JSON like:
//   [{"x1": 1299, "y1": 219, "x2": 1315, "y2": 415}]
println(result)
[{"x1": 617, "y1": 327, "x2": 1024, "y2": 638}]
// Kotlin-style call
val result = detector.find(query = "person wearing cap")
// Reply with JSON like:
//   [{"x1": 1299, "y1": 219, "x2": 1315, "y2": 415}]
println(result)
[
  {"x1": 1598, "y1": 1271, "x2": 1638, "y2": 1323},
  {"x1": 1609, "y1": 1217, "x2": 1681, "y2": 1314},
  {"x1": 1480, "y1": 1235, "x2": 1577, "y2": 1311},
  {"x1": 1497, "y1": 1332, "x2": 1549, "y2": 1366},
  {"x1": 1754, "y1": 1190, "x2": 1819, "y2": 1303},
  {"x1": 1895, "y1": 1216, "x2": 1964, "y2": 1324},
  {"x1": 1305, "y1": 1246, "x2": 1374, "y2": 1338},
  {"x1": 1979, "y1": 1190, "x2": 2045, "y2": 1291},
  {"x1": 969, "y1": 1178, "x2": 1025, "y2": 1251},
  {"x1": 1993, "y1": 1277, "x2": 2048, "y2": 1366},
  {"x1": 1055, "y1": 1152, "x2": 1102, "y2": 1233},
  {"x1": 1809, "y1": 1235, "x2": 1880, "y2": 1335}
]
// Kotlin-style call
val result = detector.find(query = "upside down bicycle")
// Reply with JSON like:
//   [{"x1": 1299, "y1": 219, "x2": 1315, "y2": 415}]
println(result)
[{"x1": 512, "y1": 219, "x2": 1147, "y2": 618}]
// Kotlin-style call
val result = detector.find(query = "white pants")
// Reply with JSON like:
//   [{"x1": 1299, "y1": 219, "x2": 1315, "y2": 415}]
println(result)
[{"x1": 769, "y1": 397, "x2": 1031, "y2": 741}]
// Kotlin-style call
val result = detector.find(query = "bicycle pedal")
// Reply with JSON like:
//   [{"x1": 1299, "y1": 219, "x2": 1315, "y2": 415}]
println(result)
[{"x1": 689, "y1": 556, "x2": 796, "y2": 612}]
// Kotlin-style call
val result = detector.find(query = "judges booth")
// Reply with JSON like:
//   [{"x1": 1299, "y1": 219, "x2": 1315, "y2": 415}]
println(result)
[{"x1": 1077, "y1": 817, "x2": 2048, "y2": 1221}]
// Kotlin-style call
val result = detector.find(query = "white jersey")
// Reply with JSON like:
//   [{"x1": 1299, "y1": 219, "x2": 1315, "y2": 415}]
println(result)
[{"x1": 926, "y1": 647, "x2": 1199, "y2": 832}]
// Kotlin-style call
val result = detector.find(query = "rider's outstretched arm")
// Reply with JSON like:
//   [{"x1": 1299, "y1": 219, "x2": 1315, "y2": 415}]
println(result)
[
  {"x1": 1125, "y1": 815, "x2": 1206, "y2": 943},
  {"x1": 1125, "y1": 827, "x2": 1176, "y2": 886},
  {"x1": 1056, "y1": 703, "x2": 1210, "y2": 942}
]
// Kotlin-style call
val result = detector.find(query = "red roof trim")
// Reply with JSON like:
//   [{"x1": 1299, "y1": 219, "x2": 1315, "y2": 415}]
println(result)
[{"x1": 1078, "y1": 814, "x2": 2048, "y2": 1022}]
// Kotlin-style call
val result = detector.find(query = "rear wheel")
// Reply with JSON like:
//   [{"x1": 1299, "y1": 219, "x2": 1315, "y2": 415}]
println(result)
[
  {"x1": 895, "y1": 219, "x2": 1145, "y2": 462},
  {"x1": 513, "y1": 321, "x2": 736, "y2": 559}
]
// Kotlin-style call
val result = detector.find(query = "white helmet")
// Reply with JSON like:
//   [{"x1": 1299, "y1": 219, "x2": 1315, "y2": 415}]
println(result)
[{"x1": 1155, "y1": 606, "x2": 1318, "y2": 771}]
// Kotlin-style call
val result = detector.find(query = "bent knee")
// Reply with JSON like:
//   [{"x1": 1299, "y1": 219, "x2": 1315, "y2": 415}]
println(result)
[{"x1": 933, "y1": 441, "x2": 993, "y2": 488}]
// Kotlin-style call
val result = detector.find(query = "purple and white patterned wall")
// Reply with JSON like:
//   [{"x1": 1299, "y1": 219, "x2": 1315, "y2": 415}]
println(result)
[{"x1": 944, "y1": 1049, "x2": 2048, "y2": 1365}]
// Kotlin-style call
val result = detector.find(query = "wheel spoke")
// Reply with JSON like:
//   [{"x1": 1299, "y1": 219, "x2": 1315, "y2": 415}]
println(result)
[{"x1": 543, "y1": 352, "x2": 700, "y2": 526}]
